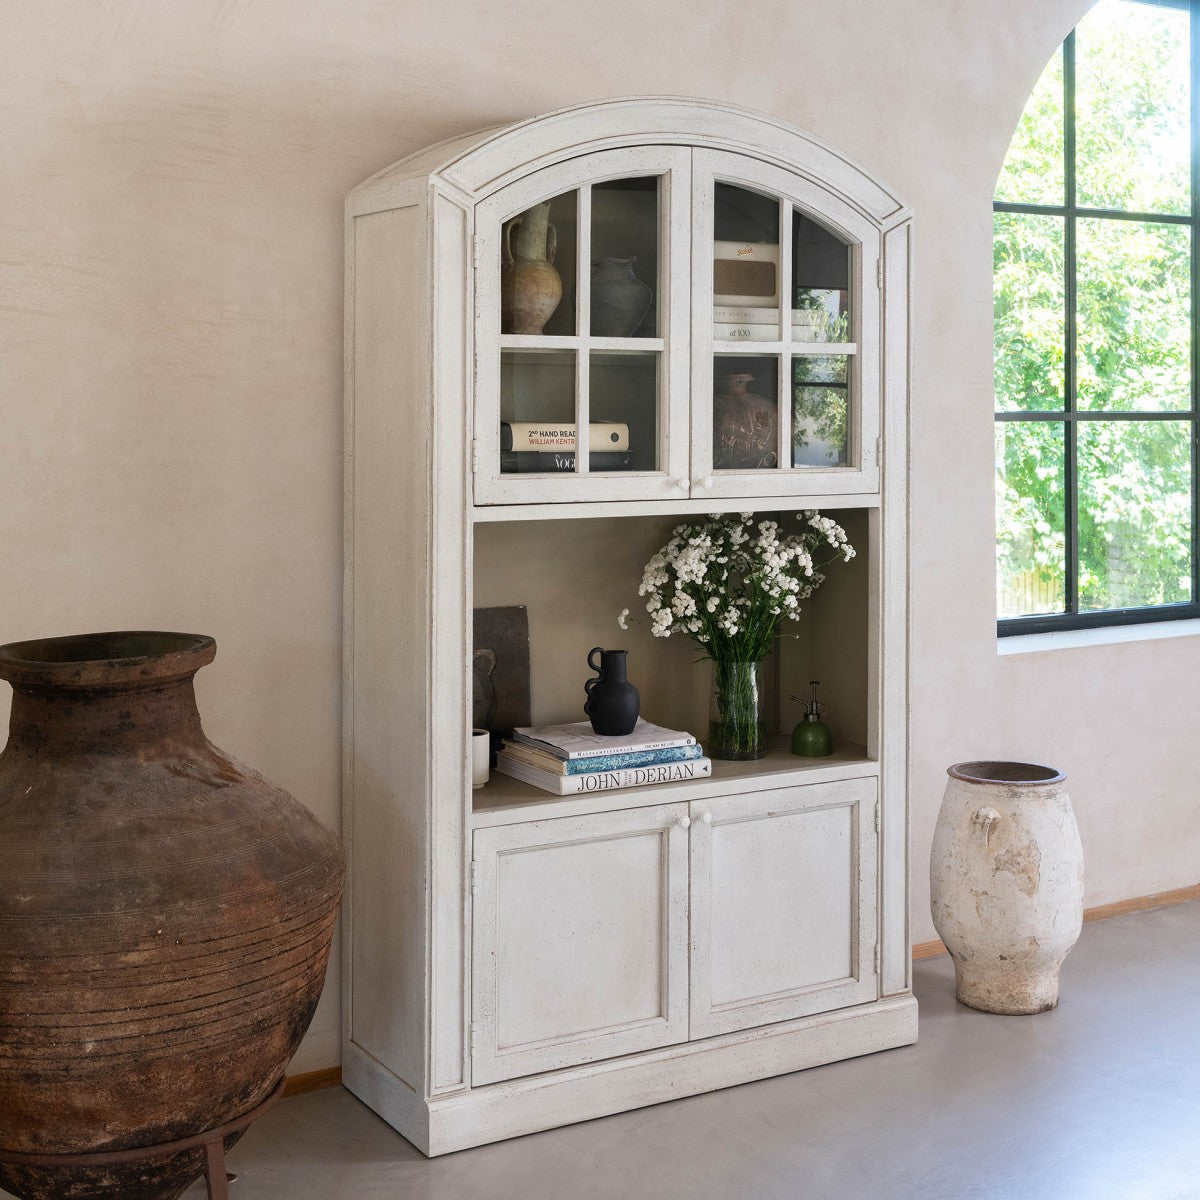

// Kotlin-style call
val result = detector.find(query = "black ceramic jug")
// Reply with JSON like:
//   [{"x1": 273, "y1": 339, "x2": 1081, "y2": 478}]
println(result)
[{"x1": 583, "y1": 646, "x2": 640, "y2": 736}]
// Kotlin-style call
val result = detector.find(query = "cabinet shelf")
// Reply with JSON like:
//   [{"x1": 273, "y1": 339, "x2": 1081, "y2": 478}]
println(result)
[
  {"x1": 471, "y1": 492, "x2": 881, "y2": 523},
  {"x1": 472, "y1": 740, "x2": 873, "y2": 828},
  {"x1": 712, "y1": 340, "x2": 857, "y2": 355},
  {"x1": 500, "y1": 334, "x2": 667, "y2": 353}
]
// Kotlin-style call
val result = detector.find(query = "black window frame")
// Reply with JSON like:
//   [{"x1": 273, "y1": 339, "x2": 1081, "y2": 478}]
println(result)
[{"x1": 995, "y1": 0, "x2": 1200, "y2": 636}]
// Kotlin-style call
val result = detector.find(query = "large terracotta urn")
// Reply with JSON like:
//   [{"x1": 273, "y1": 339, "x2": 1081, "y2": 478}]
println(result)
[
  {"x1": 0, "y1": 632, "x2": 345, "y2": 1200},
  {"x1": 930, "y1": 760, "x2": 1083, "y2": 1015}
]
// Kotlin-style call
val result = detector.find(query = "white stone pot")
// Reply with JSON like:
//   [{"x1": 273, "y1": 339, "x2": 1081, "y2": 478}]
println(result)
[{"x1": 930, "y1": 761, "x2": 1083, "y2": 1014}]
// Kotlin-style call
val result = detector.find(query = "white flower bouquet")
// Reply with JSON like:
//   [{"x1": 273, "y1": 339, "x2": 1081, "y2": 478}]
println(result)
[{"x1": 620, "y1": 511, "x2": 855, "y2": 759}]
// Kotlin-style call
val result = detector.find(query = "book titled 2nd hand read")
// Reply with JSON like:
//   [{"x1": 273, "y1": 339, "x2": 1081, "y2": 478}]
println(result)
[
  {"x1": 495, "y1": 753, "x2": 713, "y2": 795},
  {"x1": 500, "y1": 421, "x2": 630, "y2": 452}
]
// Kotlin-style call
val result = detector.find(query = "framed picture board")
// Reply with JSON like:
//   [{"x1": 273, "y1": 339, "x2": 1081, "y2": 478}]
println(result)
[{"x1": 472, "y1": 605, "x2": 531, "y2": 737}]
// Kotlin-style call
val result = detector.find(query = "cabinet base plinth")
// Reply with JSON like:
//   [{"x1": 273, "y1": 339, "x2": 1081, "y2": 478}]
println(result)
[{"x1": 344, "y1": 993, "x2": 918, "y2": 1157}]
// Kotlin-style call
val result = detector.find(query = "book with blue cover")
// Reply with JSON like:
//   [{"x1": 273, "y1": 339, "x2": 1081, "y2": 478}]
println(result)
[
  {"x1": 510, "y1": 718, "x2": 697, "y2": 761},
  {"x1": 500, "y1": 740, "x2": 704, "y2": 776}
]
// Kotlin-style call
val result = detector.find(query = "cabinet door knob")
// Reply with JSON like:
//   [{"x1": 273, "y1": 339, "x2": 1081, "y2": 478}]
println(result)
[
  {"x1": 701, "y1": 811, "x2": 712, "y2": 824},
  {"x1": 678, "y1": 815, "x2": 691, "y2": 829},
  {"x1": 698, "y1": 475, "x2": 714, "y2": 489},
  {"x1": 675, "y1": 477, "x2": 690, "y2": 492}
]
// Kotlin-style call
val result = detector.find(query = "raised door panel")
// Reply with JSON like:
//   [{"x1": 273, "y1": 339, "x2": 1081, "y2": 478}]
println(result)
[
  {"x1": 690, "y1": 149, "x2": 882, "y2": 500},
  {"x1": 471, "y1": 804, "x2": 689, "y2": 1085},
  {"x1": 689, "y1": 777, "x2": 878, "y2": 1040}
]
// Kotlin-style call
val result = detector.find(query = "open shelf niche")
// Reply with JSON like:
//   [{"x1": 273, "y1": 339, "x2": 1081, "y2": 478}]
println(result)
[{"x1": 470, "y1": 506, "x2": 873, "y2": 820}]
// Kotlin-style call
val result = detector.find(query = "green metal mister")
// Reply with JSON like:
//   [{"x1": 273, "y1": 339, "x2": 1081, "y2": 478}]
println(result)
[{"x1": 790, "y1": 680, "x2": 833, "y2": 757}]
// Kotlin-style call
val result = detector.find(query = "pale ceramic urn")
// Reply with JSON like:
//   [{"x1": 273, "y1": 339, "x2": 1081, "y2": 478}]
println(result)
[{"x1": 930, "y1": 761, "x2": 1083, "y2": 1015}]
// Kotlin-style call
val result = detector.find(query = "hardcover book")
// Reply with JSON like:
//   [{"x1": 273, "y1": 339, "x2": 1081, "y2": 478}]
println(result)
[
  {"x1": 500, "y1": 451, "x2": 634, "y2": 474},
  {"x1": 500, "y1": 421, "x2": 630, "y2": 452},
  {"x1": 495, "y1": 753, "x2": 713, "y2": 795},
  {"x1": 510, "y1": 718, "x2": 697, "y2": 761},
  {"x1": 500, "y1": 740, "x2": 704, "y2": 776}
]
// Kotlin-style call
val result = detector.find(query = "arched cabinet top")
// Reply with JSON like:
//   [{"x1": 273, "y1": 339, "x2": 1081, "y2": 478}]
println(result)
[{"x1": 350, "y1": 97, "x2": 910, "y2": 229}]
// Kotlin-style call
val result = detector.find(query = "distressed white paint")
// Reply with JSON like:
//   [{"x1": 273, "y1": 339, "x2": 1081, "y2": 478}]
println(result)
[
  {"x1": 471, "y1": 804, "x2": 689, "y2": 1084},
  {"x1": 930, "y1": 764, "x2": 1084, "y2": 1014},
  {"x1": 343, "y1": 100, "x2": 912, "y2": 1152},
  {"x1": 688, "y1": 779, "x2": 879, "y2": 1039}
]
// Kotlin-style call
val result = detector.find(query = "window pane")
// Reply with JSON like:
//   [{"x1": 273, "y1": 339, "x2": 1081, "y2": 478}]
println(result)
[
  {"x1": 1076, "y1": 218, "x2": 1191, "y2": 412},
  {"x1": 500, "y1": 349, "x2": 576, "y2": 474},
  {"x1": 713, "y1": 184, "x2": 781, "y2": 338},
  {"x1": 590, "y1": 351, "x2": 658, "y2": 471},
  {"x1": 995, "y1": 45, "x2": 1064, "y2": 206},
  {"x1": 713, "y1": 355, "x2": 780, "y2": 470},
  {"x1": 994, "y1": 212, "x2": 1065, "y2": 412},
  {"x1": 793, "y1": 210, "x2": 850, "y2": 344},
  {"x1": 793, "y1": 355, "x2": 849, "y2": 467},
  {"x1": 1076, "y1": 0, "x2": 1190, "y2": 216},
  {"x1": 996, "y1": 422, "x2": 1066, "y2": 618},
  {"x1": 591, "y1": 178, "x2": 660, "y2": 337},
  {"x1": 1078, "y1": 420, "x2": 1192, "y2": 610}
]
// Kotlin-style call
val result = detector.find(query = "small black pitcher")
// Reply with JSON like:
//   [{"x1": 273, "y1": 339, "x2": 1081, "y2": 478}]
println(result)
[{"x1": 583, "y1": 647, "x2": 640, "y2": 736}]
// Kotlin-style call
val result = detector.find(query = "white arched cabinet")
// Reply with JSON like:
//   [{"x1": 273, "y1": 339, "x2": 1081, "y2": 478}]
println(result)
[{"x1": 343, "y1": 98, "x2": 914, "y2": 1157}]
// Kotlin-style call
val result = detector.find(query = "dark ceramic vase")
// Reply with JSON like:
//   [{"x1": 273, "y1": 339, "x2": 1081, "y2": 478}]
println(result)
[
  {"x1": 590, "y1": 256, "x2": 653, "y2": 337},
  {"x1": 583, "y1": 646, "x2": 640, "y2": 736},
  {"x1": 0, "y1": 632, "x2": 345, "y2": 1200}
]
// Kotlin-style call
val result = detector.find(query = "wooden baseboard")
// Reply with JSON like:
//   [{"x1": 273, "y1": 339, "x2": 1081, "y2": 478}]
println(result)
[
  {"x1": 913, "y1": 880, "x2": 1200, "y2": 962},
  {"x1": 282, "y1": 1066, "x2": 343, "y2": 1098}
]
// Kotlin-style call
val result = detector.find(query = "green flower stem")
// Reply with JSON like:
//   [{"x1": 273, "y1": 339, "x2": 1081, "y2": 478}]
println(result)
[{"x1": 709, "y1": 659, "x2": 766, "y2": 760}]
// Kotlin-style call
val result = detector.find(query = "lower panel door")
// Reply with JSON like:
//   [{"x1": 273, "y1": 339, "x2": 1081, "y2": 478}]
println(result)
[
  {"x1": 471, "y1": 802, "x2": 690, "y2": 1085},
  {"x1": 689, "y1": 777, "x2": 879, "y2": 1040}
]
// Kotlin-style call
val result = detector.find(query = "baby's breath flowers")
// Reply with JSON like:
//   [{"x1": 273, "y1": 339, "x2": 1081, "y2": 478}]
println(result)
[
  {"x1": 621, "y1": 511, "x2": 855, "y2": 759},
  {"x1": 625, "y1": 511, "x2": 854, "y2": 662}
]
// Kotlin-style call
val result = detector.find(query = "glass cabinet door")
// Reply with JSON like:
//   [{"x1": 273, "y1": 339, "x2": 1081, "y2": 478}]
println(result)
[
  {"x1": 475, "y1": 148, "x2": 691, "y2": 505},
  {"x1": 692, "y1": 150, "x2": 880, "y2": 498}
]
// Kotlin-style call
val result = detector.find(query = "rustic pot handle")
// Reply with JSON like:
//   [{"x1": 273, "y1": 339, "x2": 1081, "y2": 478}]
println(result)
[
  {"x1": 972, "y1": 806, "x2": 1002, "y2": 846},
  {"x1": 546, "y1": 222, "x2": 557, "y2": 266},
  {"x1": 502, "y1": 217, "x2": 517, "y2": 268}
]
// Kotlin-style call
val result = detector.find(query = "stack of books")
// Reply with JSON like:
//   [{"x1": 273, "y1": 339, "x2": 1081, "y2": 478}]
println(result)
[{"x1": 495, "y1": 719, "x2": 710, "y2": 795}]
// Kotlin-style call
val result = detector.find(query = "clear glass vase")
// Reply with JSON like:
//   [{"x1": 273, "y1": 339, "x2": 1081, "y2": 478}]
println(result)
[{"x1": 708, "y1": 659, "x2": 767, "y2": 760}]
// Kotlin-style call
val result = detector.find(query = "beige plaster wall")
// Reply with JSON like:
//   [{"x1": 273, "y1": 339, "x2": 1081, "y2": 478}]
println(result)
[{"x1": 5, "y1": 0, "x2": 1191, "y2": 1073}]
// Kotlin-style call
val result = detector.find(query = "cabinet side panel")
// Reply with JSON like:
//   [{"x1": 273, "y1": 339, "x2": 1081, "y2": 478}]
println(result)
[
  {"x1": 880, "y1": 221, "x2": 912, "y2": 996},
  {"x1": 430, "y1": 194, "x2": 469, "y2": 1093},
  {"x1": 348, "y1": 205, "x2": 430, "y2": 1089}
]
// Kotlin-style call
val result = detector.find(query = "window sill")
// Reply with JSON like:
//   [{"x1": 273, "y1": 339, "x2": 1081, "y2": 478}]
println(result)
[{"x1": 998, "y1": 618, "x2": 1200, "y2": 656}]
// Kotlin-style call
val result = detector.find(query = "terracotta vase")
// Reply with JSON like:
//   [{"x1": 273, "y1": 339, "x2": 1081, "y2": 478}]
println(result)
[
  {"x1": 0, "y1": 632, "x2": 345, "y2": 1200},
  {"x1": 713, "y1": 373, "x2": 778, "y2": 470},
  {"x1": 930, "y1": 760, "x2": 1083, "y2": 1015},
  {"x1": 500, "y1": 201, "x2": 562, "y2": 334}
]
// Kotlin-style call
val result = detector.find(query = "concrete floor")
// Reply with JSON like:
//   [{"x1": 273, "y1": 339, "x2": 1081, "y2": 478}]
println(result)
[{"x1": 12, "y1": 902, "x2": 1199, "y2": 1200}]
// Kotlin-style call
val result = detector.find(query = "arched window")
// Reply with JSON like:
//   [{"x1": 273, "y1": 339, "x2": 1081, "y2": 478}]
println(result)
[{"x1": 994, "y1": 0, "x2": 1197, "y2": 633}]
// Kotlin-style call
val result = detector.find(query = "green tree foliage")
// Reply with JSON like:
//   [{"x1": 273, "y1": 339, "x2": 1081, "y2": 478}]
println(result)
[{"x1": 995, "y1": 0, "x2": 1193, "y2": 618}]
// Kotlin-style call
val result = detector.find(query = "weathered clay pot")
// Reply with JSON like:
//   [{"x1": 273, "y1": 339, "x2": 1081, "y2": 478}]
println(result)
[
  {"x1": 713, "y1": 373, "x2": 778, "y2": 470},
  {"x1": 500, "y1": 201, "x2": 562, "y2": 334},
  {"x1": 930, "y1": 761, "x2": 1083, "y2": 1015},
  {"x1": 0, "y1": 632, "x2": 345, "y2": 1200},
  {"x1": 590, "y1": 256, "x2": 652, "y2": 336}
]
